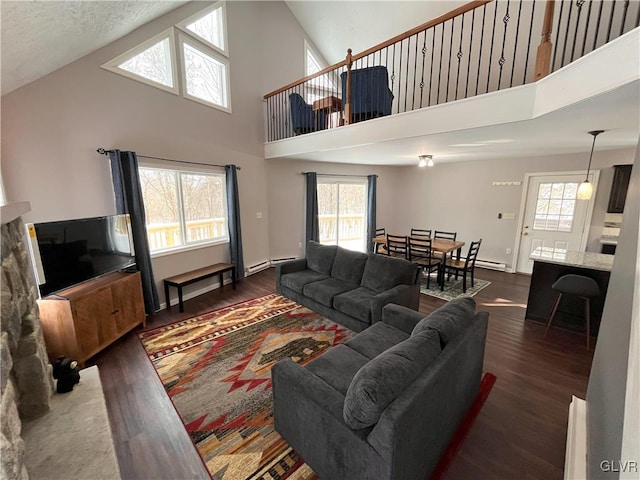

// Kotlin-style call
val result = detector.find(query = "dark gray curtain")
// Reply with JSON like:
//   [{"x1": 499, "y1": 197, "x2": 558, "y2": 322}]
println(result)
[
  {"x1": 367, "y1": 174, "x2": 377, "y2": 253},
  {"x1": 108, "y1": 150, "x2": 159, "y2": 315},
  {"x1": 225, "y1": 165, "x2": 244, "y2": 281},
  {"x1": 305, "y1": 172, "x2": 319, "y2": 246}
]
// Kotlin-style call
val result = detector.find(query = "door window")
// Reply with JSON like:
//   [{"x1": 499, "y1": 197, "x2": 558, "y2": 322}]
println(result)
[
  {"x1": 533, "y1": 182, "x2": 578, "y2": 232},
  {"x1": 317, "y1": 180, "x2": 367, "y2": 252}
]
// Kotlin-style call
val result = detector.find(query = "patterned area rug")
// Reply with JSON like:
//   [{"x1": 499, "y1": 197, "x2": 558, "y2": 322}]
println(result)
[
  {"x1": 139, "y1": 293, "x2": 354, "y2": 480},
  {"x1": 420, "y1": 273, "x2": 491, "y2": 301}
]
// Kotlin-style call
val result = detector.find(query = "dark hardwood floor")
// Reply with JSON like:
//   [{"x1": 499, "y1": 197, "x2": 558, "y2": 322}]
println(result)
[{"x1": 92, "y1": 268, "x2": 593, "y2": 479}]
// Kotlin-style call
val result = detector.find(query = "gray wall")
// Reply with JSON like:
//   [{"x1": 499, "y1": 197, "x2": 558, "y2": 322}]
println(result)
[
  {"x1": 1, "y1": 1, "x2": 318, "y2": 301},
  {"x1": 392, "y1": 148, "x2": 635, "y2": 269},
  {"x1": 586, "y1": 143, "x2": 639, "y2": 478},
  {"x1": 266, "y1": 158, "x2": 402, "y2": 259}
]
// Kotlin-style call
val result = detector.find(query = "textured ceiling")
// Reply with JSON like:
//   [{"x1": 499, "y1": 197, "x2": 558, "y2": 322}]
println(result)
[{"x1": 0, "y1": 1, "x2": 187, "y2": 95}]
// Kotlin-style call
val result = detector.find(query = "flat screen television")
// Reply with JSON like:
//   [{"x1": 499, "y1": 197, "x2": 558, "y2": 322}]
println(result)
[{"x1": 27, "y1": 214, "x2": 136, "y2": 297}]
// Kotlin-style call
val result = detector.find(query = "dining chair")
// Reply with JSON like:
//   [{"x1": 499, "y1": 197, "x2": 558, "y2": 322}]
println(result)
[
  {"x1": 410, "y1": 228, "x2": 431, "y2": 238},
  {"x1": 384, "y1": 234, "x2": 408, "y2": 259},
  {"x1": 374, "y1": 227, "x2": 386, "y2": 253},
  {"x1": 408, "y1": 236, "x2": 440, "y2": 289},
  {"x1": 432, "y1": 230, "x2": 458, "y2": 261},
  {"x1": 444, "y1": 239, "x2": 482, "y2": 293},
  {"x1": 434, "y1": 230, "x2": 457, "y2": 241}
]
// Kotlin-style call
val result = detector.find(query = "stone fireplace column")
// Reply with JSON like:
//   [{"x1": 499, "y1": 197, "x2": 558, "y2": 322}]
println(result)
[{"x1": 1, "y1": 202, "x2": 54, "y2": 480}]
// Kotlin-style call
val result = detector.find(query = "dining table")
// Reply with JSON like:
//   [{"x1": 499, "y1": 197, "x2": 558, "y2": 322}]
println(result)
[{"x1": 372, "y1": 235, "x2": 465, "y2": 290}]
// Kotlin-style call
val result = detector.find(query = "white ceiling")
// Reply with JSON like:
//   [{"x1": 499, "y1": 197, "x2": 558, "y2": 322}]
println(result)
[
  {"x1": 1, "y1": 1, "x2": 638, "y2": 165},
  {"x1": 0, "y1": 1, "x2": 188, "y2": 95}
]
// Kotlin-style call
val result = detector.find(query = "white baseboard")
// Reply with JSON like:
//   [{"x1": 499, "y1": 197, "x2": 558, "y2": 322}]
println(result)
[{"x1": 565, "y1": 396, "x2": 587, "y2": 480}]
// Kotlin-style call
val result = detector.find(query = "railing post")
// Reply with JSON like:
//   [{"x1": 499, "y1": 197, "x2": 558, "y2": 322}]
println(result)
[
  {"x1": 344, "y1": 48, "x2": 353, "y2": 125},
  {"x1": 535, "y1": 0, "x2": 556, "y2": 80}
]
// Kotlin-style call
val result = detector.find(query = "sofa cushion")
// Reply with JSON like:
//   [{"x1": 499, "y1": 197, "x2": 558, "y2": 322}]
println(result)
[
  {"x1": 345, "y1": 322, "x2": 409, "y2": 359},
  {"x1": 361, "y1": 253, "x2": 418, "y2": 293},
  {"x1": 333, "y1": 287, "x2": 377, "y2": 324},
  {"x1": 306, "y1": 344, "x2": 370, "y2": 395},
  {"x1": 412, "y1": 297, "x2": 476, "y2": 346},
  {"x1": 331, "y1": 247, "x2": 369, "y2": 285},
  {"x1": 303, "y1": 278, "x2": 359, "y2": 308},
  {"x1": 343, "y1": 329, "x2": 441, "y2": 429},
  {"x1": 280, "y1": 270, "x2": 328, "y2": 294},
  {"x1": 307, "y1": 241, "x2": 338, "y2": 275}
]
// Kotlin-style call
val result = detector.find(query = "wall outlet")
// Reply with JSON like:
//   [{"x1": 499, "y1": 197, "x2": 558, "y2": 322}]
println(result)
[
  {"x1": 298, "y1": 242, "x2": 302, "y2": 248},
  {"x1": 506, "y1": 248, "x2": 512, "y2": 255}
]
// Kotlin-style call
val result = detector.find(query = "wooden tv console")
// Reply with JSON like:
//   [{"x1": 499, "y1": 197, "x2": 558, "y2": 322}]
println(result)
[{"x1": 37, "y1": 271, "x2": 146, "y2": 366}]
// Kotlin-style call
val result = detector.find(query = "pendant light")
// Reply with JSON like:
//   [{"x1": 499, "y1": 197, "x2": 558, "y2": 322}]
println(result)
[{"x1": 577, "y1": 130, "x2": 604, "y2": 200}]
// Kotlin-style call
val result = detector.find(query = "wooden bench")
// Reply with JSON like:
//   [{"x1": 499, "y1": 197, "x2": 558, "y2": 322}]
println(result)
[{"x1": 163, "y1": 263, "x2": 236, "y2": 313}]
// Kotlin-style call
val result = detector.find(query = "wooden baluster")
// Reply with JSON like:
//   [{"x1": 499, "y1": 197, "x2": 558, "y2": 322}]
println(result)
[
  {"x1": 344, "y1": 49, "x2": 353, "y2": 125},
  {"x1": 535, "y1": 0, "x2": 556, "y2": 80}
]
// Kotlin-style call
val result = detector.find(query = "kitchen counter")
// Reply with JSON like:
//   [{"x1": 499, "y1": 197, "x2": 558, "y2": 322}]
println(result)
[
  {"x1": 525, "y1": 248, "x2": 612, "y2": 337},
  {"x1": 529, "y1": 247, "x2": 614, "y2": 271}
]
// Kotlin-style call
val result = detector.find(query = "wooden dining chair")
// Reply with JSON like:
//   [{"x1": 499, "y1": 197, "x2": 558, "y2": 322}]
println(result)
[
  {"x1": 408, "y1": 237, "x2": 440, "y2": 289},
  {"x1": 384, "y1": 234, "x2": 408, "y2": 259},
  {"x1": 434, "y1": 230, "x2": 457, "y2": 241},
  {"x1": 374, "y1": 228, "x2": 386, "y2": 253},
  {"x1": 432, "y1": 230, "x2": 458, "y2": 261},
  {"x1": 410, "y1": 228, "x2": 431, "y2": 238},
  {"x1": 444, "y1": 239, "x2": 482, "y2": 293}
]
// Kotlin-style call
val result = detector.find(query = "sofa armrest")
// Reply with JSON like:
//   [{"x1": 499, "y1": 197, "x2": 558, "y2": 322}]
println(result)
[
  {"x1": 370, "y1": 284, "x2": 420, "y2": 324},
  {"x1": 272, "y1": 358, "x2": 384, "y2": 479},
  {"x1": 276, "y1": 258, "x2": 307, "y2": 276},
  {"x1": 381, "y1": 303, "x2": 426, "y2": 335}
]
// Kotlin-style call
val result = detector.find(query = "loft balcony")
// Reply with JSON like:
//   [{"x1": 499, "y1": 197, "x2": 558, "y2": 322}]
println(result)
[{"x1": 264, "y1": 0, "x2": 640, "y2": 165}]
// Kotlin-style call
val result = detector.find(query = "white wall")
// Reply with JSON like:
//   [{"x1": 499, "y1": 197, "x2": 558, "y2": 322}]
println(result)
[
  {"x1": 1, "y1": 1, "x2": 316, "y2": 301},
  {"x1": 266, "y1": 158, "x2": 402, "y2": 259},
  {"x1": 586, "y1": 141, "x2": 639, "y2": 478},
  {"x1": 392, "y1": 148, "x2": 635, "y2": 269}
]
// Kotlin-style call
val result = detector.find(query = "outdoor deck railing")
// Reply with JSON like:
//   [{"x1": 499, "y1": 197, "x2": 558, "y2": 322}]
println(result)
[
  {"x1": 147, "y1": 218, "x2": 226, "y2": 251},
  {"x1": 264, "y1": 0, "x2": 639, "y2": 142}
]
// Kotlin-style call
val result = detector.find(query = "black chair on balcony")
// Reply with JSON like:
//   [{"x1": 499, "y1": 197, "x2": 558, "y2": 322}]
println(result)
[
  {"x1": 340, "y1": 66, "x2": 394, "y2": 123},
  {"x1": 289, "y1": 93, "x2": 326, "y2": 135}
]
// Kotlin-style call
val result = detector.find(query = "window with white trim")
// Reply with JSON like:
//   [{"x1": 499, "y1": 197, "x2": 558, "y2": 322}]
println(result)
[
  {"x1": 139, "y1": 164, "x2": 228, "y2": 254},
  {"x1": 317, "y1": 178, "x2": 367, "y2": 253},
  {"x1": 304, "y1": 40, "x2": 335, "y2": 104},
  {"x1": 102, "y1": 2, "x2": 231, "y2": 112}
]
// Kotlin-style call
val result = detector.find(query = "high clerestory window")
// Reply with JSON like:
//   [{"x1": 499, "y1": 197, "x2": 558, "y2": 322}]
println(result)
[{"x1": 102, "y1": 2, "x2": 231, "y2": 112}]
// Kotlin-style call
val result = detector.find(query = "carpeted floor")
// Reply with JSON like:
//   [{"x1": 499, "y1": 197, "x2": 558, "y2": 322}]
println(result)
[
  {"x1": 138, "y1": 293, "x2": 353, "y2": 480},
  {"x1": 420, "y1": 273, "x2": 491, "y2": 301}
]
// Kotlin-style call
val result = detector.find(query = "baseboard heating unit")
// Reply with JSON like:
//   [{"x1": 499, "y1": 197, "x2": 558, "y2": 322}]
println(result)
[
  {"x1": 245, "y1": 260, "x2": 270, "y2": 276},
  {"x1": 475, "y1": 259, "x2": 507, "y2": 272}
]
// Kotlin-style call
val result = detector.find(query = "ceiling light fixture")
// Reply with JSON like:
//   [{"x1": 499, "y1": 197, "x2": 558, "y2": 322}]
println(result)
[
  {"x1": 578, "y1": 130, "x2": 604, "y2": 200},
  {"x1": 418, "y1": 155, "x2": 434, "y2": 167}
]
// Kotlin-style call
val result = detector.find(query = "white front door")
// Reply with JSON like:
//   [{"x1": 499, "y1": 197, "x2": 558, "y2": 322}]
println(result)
[{"x1": 516, "y1": 173, "x2": 597, "y2": 274}]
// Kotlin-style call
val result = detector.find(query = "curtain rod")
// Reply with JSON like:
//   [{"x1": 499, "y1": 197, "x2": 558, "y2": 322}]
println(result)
[
  {"x1": 300, "y1": 172, "x2": 376, "y2": 178},
  {"x1": 96, "y1": 148, "x2": 241, "y2": 170}
]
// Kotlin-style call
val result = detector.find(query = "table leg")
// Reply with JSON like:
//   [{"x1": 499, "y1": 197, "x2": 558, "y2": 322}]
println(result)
[
  {"x1": 440, "y1": 252, "x2": 448, "y2": 291},
  {"x1": 178, "y1": 287, "x2": 184, "y2": 313},
  {"x1": 164, "y1": 282, "x2": 171, "y2": 309}
]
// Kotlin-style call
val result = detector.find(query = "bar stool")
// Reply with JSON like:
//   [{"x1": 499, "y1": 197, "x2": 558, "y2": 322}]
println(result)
[{"x1": 544, "y1": 274, "x2": 600, "y2": 348}]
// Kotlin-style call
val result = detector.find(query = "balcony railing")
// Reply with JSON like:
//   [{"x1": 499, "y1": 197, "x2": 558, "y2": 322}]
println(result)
[
  {"x1": 147, "y1": 218, "x2": 226, "y2": 251},
  {"x1": 318, "y1": 214, "x2": 367, "y2": 251},
  {"x1": 264, "y1": 0, "x2": 639, "y2": 142}
]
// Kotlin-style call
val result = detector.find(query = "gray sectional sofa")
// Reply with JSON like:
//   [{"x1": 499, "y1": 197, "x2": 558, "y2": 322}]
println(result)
[
  {"x1": 272, "y1": 297, "x2": 489, "y2": 480},
  {"x1": 276, "y1": 241, "x2": 420, "y2": 333}
]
